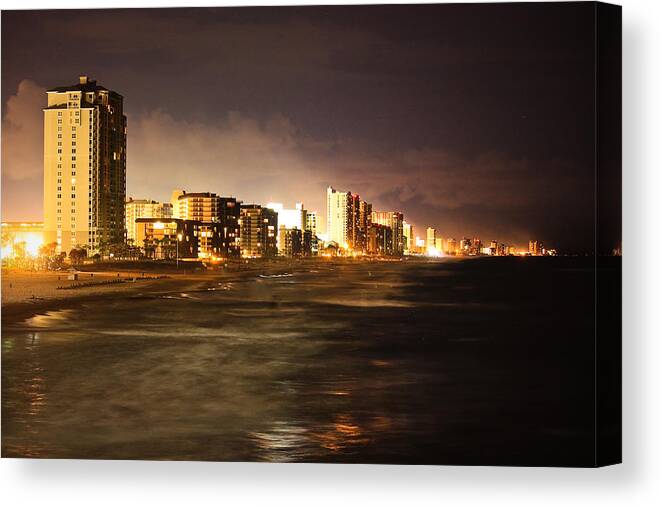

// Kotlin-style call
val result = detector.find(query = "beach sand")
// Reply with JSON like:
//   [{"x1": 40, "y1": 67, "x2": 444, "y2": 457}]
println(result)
[{"x1": 1, "y1": 267, "x2": 205, "y2": 324}]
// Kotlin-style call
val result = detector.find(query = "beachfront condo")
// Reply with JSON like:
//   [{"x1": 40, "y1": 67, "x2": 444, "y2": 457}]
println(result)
[{"x1": 43, "y1": 76, "x2": 127, "y2": 255}]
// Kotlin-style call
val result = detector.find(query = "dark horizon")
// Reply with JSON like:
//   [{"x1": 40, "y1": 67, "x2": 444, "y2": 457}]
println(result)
[{"x1": 1, "y1": 3, "x2": 621, "y2": 252}]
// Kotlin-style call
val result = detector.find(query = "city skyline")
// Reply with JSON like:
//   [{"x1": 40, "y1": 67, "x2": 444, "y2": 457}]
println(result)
[{"x1": 2, "y1": 4, "x2": 620, "y2": 252}]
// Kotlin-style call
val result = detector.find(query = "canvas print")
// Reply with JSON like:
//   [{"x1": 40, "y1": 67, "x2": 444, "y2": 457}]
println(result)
[{"x1": 1, "y1": 2, "x2": 621, "y2": 466}]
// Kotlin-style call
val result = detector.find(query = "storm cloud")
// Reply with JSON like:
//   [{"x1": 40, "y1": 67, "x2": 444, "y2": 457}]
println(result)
[{"x1": 2, "y1": 4, "x2": 612, "y2": 251}]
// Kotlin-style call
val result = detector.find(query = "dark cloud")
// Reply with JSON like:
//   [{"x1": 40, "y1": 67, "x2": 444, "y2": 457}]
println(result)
[{"x1": 1, "y1": 4, "x2": 616, "y2": 251}]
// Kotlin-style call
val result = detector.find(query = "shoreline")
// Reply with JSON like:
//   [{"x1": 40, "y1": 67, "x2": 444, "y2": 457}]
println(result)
[
  {"x1": 0, "y1": 255, "x2": 513, "y2": 326},
  {"x1": 0, "y1": 257, "x2": 380, "y2": 325}
]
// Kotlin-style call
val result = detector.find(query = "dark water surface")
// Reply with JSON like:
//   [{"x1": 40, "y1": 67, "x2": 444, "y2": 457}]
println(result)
[{"x1": 2, "y1": 257, "x2": 614, "y2": 465}]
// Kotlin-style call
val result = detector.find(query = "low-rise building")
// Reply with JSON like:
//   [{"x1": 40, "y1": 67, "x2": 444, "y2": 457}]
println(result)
[
  {"x1": 125, "y1": 198, "x2": 173, "y2": 244},
  {"x1": 135, "y1": 218, "x2": 199, "y2": 260}
]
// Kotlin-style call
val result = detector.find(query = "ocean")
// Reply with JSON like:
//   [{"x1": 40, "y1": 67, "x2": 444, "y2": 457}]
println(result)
[{"x1": 1, "y1": 256, "x2": 620, "y2": 465}]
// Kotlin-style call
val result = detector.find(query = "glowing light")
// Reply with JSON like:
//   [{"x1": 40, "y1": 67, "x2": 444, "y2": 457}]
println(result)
[
  {"x1": 1, "y1": 244, "x2": 13, "y2": 259},
  {"x1": 23, "y1": 233, "x2": 44, "y2": 257},
  {"x1": 1, "y1": 231, "x2": 44, "y2": 259}
]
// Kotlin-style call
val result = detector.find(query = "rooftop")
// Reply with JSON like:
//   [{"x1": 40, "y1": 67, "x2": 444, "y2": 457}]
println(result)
[{"x1": 47, "y1": 75, "x2": 121, "y2": 96}]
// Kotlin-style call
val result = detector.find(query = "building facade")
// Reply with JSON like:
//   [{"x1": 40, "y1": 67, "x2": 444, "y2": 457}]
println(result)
[
  {"x1": 217, "y1": 197, "x2": 241, "y2": 258},
  {"x1": 357, "y1": 200, "x2": 372, "y2": 254},
  {"x1": 239, "y1": 205, "x2": 278, "y2": 258},
  {"x1": 170, "y1": 190, "x2": 240, "y2": 258},
  {"x1": 134, "y1": 218, "x2": 199, "y2": 260},
  {"x1": 43, "y1": 76, "x2": 127, "y2": 254},
  {"x1": 367, "y1": 224, "x2": 393, "y2": 256},
  {"x1": 403, "y1": 221, "x2": 413, "y2": 254},
  {"x1": 125, "y1": 198, "x2": 173, "y2": 244},
  {"x1": 371, "y1": 211, "x2": 404, "y2": 256},
  {"x1": 326, "y1": 187, "x2": 350, "y2": 249},
  {"x1": 171, "y1": 191, "x2": 220, "y2": 222},
  {"x1": 426, "y1": 227, "x2": 436, "y2": 254},
  {"x1": 305, "y1": 211, "x2": 318, "y2": 236}
]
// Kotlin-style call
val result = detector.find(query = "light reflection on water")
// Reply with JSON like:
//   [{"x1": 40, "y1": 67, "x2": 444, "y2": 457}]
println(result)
[{"x1": 2, "y1": 258, "x2": 600, "y2": 464}]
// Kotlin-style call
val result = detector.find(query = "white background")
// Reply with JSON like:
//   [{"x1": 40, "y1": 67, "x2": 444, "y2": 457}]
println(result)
[{"x1": 1, "y1": 0, "x2": 659, "y2": 505}]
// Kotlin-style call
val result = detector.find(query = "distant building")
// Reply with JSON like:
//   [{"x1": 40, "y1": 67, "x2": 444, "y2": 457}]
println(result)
[
  {"x1": 326, "y1": 187, "x2": 363, "y2": 252},
  {"x1": 367, "y1": 223, "x2": 393, "y2": 256},
  {"x1": 239, "y1": 205, "x2": 278, "y2": 258},
  {"x1": 459, "y1": 237, "x2": 472, "y2": 255},
  {"x1": 472, "y1": 237, "x2": 483, "y2": 256},
  {"x1": 43, "y1": 76, "x2": 126, "y2": 254},
  {"x1": 171, "y1": 191, "x2": 220, "y2": 222},
  {"x1": 357, "y1": 200, "x2": 372, "y2": 254},
  {"x1": 327, "y1": 187, "x2": 351, "y2": 249},
  {"x1": 371, "y1": 211, "x2": 404, "y2": 255},
  {"x1": 217, "y1": 197, "x2": 241, "y2": 258},
  {"x1": 446, "y1": 238, "x2": 458, "y2": 255},
  {"x1": 305, "y1": 211, "x2": 318, "y2": 236},
  {"x1": 267, "y1": 202, "x2": 307, "y2": 230},
  {"x1": 278, "y1": 227, "x2": 311, "y2": 257},
  {"x1": 125, "y1": 198, "x2": 173, "y2": 244},
  {"x1": 135, "y1": 218, "x2": 199, "y2": 260},
  {"x1": 170, "y1": 190, "x2": 240, "y2": 258},
  {"x1": 426, "y1": 227, "x2": 436, "y2": 255},
  {"x1": 267, "y1": 202, "x2": 307, "y2": 253},
  {"x1": 529, "y1": 240, "x2": 542, "y2": 256},
  {"x1": 435, "y1": 237, "x2": 444, "y2": 254},
  {"x1": 403, "y1": 221, "x2": 413, "y2": 254}
]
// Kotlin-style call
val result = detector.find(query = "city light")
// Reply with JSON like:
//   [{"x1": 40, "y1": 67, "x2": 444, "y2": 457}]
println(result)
[{"x1": 1, "y1": 229, "x2": 44, "y2": 259}]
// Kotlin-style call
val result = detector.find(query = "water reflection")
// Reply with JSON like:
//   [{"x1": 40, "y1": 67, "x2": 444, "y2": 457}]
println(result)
[{"x1": 2, "y1": 258, "x2": 601, "y2": 464}]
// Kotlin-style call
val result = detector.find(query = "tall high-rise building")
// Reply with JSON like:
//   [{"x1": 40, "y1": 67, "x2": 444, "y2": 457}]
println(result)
[
  {"x1": 403, "y1": 221, "x2": 413, "y2": 254},
  {"x1": 43, "y1": 76, "x2": 126, "y2": 254},
  {"x1": 426, "y1": 227, "x2": 436, "y2": 254},
  {"x1": 348, "y1": 193, "x2": 361, "y2": 250},
  {"x1": 371, "y1": 211, "x2": 404, "y2": 256},
  {"x1": 125, "y1": 198, "x2": 173, "y2": 244},
  {"x1": 326, "y1": 187, "x2": 350, "y2": 248},
  {"x1": 357, "y1": 200, "x2": 372, "y2": 253}
]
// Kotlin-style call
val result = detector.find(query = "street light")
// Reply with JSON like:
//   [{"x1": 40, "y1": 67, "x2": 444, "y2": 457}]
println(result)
[{"x1": 176, "y1": 233, "x2": 183, "y2": 268}]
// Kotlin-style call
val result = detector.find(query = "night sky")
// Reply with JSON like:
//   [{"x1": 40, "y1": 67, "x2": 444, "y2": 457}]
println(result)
[{"x1": 1, "y1": 3, "x2": 620, "y2": 252}]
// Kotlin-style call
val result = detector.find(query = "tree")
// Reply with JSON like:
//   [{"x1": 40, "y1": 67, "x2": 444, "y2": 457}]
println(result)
[{"x1": 69, "y1": 247, "x2": 87, "y2": 266}]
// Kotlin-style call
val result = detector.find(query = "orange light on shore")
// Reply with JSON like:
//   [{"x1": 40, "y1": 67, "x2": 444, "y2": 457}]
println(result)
[{"x1": 1, "y1": 231, "x2": 44, "y2": 259}]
